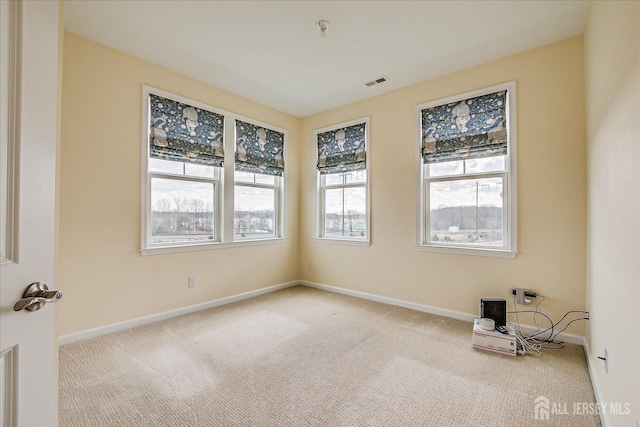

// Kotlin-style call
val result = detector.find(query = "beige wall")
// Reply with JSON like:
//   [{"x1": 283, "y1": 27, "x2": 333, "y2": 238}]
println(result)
[
  {"x1": 584, "y1": 1, "x2": 640, "y2": 425},
  {"x1": 299, "y1": 37, "x2": 588, "y2": 335},
  {"x1": 59, "y1": 33, "x2": 589, "y2": 338},
  {"x1": 57, "y1": 33, "x2": 300, "y2": 336},
  {"x1": 58, "y1": 7, "x2": 640, "y2": 422}
]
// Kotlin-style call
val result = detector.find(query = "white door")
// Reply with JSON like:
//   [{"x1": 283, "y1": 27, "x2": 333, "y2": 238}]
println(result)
[{"x1": 0, "y1": 1, "x2": 61, "y2": 426}]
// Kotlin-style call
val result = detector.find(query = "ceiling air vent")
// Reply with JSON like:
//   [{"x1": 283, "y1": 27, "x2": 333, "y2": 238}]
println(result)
[{"x1": 365, "y1": 76, "x2": 388, "y2": 87}]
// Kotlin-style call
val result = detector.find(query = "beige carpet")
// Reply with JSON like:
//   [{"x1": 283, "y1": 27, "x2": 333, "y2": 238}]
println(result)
[{"x1": 59, "y1": 286, "x2": 599, "y2": 426}]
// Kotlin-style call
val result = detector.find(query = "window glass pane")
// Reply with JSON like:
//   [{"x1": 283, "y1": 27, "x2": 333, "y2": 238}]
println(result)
[
  {"x1": 234, "y1": 171, "x2": 255, "y2": 183},
  {"x1": 427, "y1": 156, "x2": 506, "y2": 177},
  {"x1": 465, "y1": 156, "x2": 506, "y2": 174},
  {"x1": 324, "y1": 173, "x2": 343, "y2": 186},
  {"x1": 428, "y1": 160, "x2": 463, "y2": 177},
  {"x1": 184, "y1": 163, "x2": 215, "y2": 178},
  {"x1": 149, "y1": 158, "x2": 216, "y2": 179},
  {"x1": 150, "y1": 178, "x2": 215, "y2": 244},
  {"x1": 429, "y1": 177, "x2": 503, "y2": 246},
  {"x1": 344, "y1": 170, "x2": 367, "y2": 184},
  {"x1": 324, "y1": 170, "x2": 367, "y2": 186},
  {"x1": 324, "y1": 186, "x2": 366, "y2": 238},
  {"x1": 234, "y1": 185, "x2": 276, "y2": 238},
  {"x1": 234, "y1": 171, "x2": 276, "y2": 185},
  {"x1": 254, "y1": 173, "x2": 276, "y2": 185},
  {"x1": 149, "y1": 158, "x2": 184, "y2": 175}
]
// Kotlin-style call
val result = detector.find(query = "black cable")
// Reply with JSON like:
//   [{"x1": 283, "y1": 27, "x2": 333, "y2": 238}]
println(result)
[
  {"x1": 551, "y1": 310, "x2": 589, "y2": 327},
  {"x1": 533, "y1": 295, "x2": 546, "y2": 332},
  {"x1": 509, "y1": 296, "x2": 552, "y2": 341},
  {"x1": 525, "y1": 316, "x2": 589, "y2": 345},
  {"x1": 530, "y1": 312, "x2": 590, "y2": 342},
  {"x1": 507, "y1": 311, "x2": 555, "y2": 324},
  {"x1": 508, "y1": 308, "x2": 589, "y2": 343},
  {"x1": 507, "y1": 298, "x2": 590, "y2": 352},
  {"x1": 549, "y1": 317, "x2": 590, "y2": 342},
  {"x1": 510, "y1": 296, "x2": 526, "y2": 337}
]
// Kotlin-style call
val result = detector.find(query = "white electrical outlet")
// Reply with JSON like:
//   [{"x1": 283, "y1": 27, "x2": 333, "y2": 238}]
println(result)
[
  {"x1": 188, "y1": 276, "x2": 196, "y2": 288},
  {"x1": 514, "y1": 288, "x2": 534, "y2": 304},
  {"x1": 307, "y1": 261, "x2": 313, "y2": 269}
]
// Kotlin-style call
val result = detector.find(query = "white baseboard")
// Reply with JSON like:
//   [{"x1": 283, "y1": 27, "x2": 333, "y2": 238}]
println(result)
[
  {"x1": 59, "y1": 279, "x2": 585, "y2": 349},
  {"x1": 583, "y1": 337, "x2": 610, "y2": 427},
  {"x1": 300, "y1": 280, "x2": 477, "y2": 322},
  {"x1": 58, "y1": 280, "x2": 299, "y2": 345},
  {"x1": 299, "y1": 280, "x2": 585, "y2": 346}
]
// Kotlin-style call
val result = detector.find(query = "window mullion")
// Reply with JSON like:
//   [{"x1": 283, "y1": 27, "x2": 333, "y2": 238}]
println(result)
[
  {"x1": 148, "y1": 171, "x2": 217, "y2": 184},
  {"x1": 320, "y1": 187, "x2": 326, "y2": 237},
  {"x1": 424, "y1": 178, "x2": 429, "y2": 245},
  {"x1": 426, "y1": 171, "x2": 505, "y2": 184},
  {"x1": 146, "y1": 173, "x2": 152, "y2": 248},
  {"x1": 321, "y1": 182, "x2": 366, "y2": 190},
  {"x1": 235, "y1": 181, "x2": 279, "y2": 191},
  {"x1": 222, "y1": 115, "x2": 235, "y2": 243},
  {"x1": 318, "y1": 175, "x2": 324, "y2": 237},
  {"x1": 502, "y1": 171, "x2": 509, "y2": 250}
]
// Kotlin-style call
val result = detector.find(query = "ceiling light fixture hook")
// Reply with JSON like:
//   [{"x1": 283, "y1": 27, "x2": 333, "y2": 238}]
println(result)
[{"x1": 316, "y1": 20, "x2": 330, "y2": 39}]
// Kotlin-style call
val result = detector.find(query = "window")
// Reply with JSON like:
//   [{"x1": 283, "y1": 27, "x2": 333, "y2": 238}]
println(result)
[
  {"x1": 141, "y1": 87, "x2": 286, "y2": 254},
  {"x1": 315, "y1": 118, "x2": 370, "y2": 243},
  {"x1": 149, "y1": 161, "x2": 219, "y2": 245},
  {"x1": 234, "y1": 120, "x2": 284, "y2": 240},
  {"x1": 144, "y1": 92, "x2": 224, "y2": 249},
  {"x1": 417, "y1": 82, "x2": 517, "y2": 257}
]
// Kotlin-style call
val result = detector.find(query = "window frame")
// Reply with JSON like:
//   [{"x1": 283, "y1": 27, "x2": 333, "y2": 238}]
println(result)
[
  {"x1": 140, "y1": 86, "x2": 286, "y2": 255},
  {"x1": 415, "y1": 82, "x2": 517, "y2": 258},
  {"x1": 233, "y1": 175, "x2": 282, "y2": 242},
  {"x1": 147, "y1": 168, "x2": 222, "y2": 245},
  {"x1": 232, "y1": 115, "x2": 287, "y2": 243},
  {"x1": 313, "y1": 117, "x2": 371, "y2": 246}
]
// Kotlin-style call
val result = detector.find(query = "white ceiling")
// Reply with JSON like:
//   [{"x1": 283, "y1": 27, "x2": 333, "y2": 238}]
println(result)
[{"x1": 64, "y1": 1, "x2": 590, "y2": 117}]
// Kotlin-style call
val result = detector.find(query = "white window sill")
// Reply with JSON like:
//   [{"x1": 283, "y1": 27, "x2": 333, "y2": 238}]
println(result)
[
  {"x1": 140, "y1": 237, "x2": 286, "y2": 256},
  {"x1": 415, "y1": 244, "x2": 517, "y2": 259},
  {"x1": 313, "y1": 237, "x2": 371, "y2": 247}
]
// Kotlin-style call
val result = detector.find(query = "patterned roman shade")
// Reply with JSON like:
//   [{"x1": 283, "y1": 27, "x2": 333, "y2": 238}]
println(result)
[
  {"x1": 421, "y1": 91, "x2": 507, "y2": 164},
  {"x1": 149, "y1": 94, "x2": 224, "y2": 167},
  {"x1": 235, "y1": 120, "x2": 285, "y2": 176},
  {"x1": 316, "y1": 122, "x2": 366, "y2": 175}
]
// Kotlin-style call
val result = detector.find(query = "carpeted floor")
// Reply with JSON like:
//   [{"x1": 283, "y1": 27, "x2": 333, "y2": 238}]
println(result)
[{"x1": 59, "y1": 285, "x2": 599, "y2": 426}]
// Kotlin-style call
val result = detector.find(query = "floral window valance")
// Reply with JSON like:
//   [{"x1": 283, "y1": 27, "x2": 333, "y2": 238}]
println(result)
[
  {"x1": 421, "y1": 90, "x2": 507, "y2": 164},
  {"x1": 317, "y1": 122, "x2": 367, "y2": 175},
  {"x1": 149, "y1": 94, "x2": 224, "y2": 167},
  {"x1": 235, "y1": 120, "x2": 285, "y2": 176}
]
